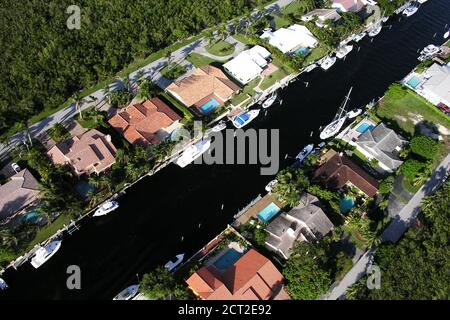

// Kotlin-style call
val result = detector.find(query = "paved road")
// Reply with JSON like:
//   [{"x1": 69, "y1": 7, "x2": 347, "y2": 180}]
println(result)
[
  {"x1": 0, "y1": 0, "x2": 296, "y2": 166},
  {"x1": 324, "y1": 152, "x2": 450, "y2": 300}
]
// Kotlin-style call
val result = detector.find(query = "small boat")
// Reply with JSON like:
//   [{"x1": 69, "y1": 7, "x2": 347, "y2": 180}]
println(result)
[
  {"x1": 0, "y1": 278, "x2": 8, "y2": 290},
  {"x1": 231, "y1": 109, "x2": 260, "y2": 128},
  {"x1": 444, "y1": 29, "x2": 450, "y2": 39},
  {"x1": 353, "y1": 32, "x2": 366, "y2": 42},
  {"x1": 295, "y1": 144, "x2": 314, "y2": 163},
  {"x1": 320, "y1": 56, "x2": 337, "y2": 71},
  {"x1": 265, "y1": 179, "x2": 278, "y2": 193},
  {"x1": 402, "y1": 3, "x2": 419, "y2": 17},
  {"x1": 336, "y1": 45, "x2": 354, "y2": 59},
  {"x1": 262, "y1": 92, "x2": 278, "y2": 109},
  {"x1": 381, "y1": 16, "x2": 389, "y2": 23},
  {"x1": 368, "y1": 24, "x2": 382, "y2": 37},
  {"x1": 176, "y1": 139, "x2": 211, "y2": 168},
  {"x1": 304, "y1": 63, "x2": 318, "y2": 72},
  {"x1": 30, "y1": 240, "x2": 62, "y2": 269},
  {"x1": 93, "y1": 200, "x2": 119, "y2": 217},
  {"x1": 113, "y1": 284, "x2": 140, "y2": 300},
  {"x1": 421, "y1": 44, "x2": 441, "y2": 56},
  {"x1": 211, "y1": 120, "x2": 227, "y2": 132},
  {"x1": 417, "y1": 0, "x2": 427, "y2": 3},
  {"x1": 347, "y1": 108, "x2": 363, "y2": 119},
  {"x1": 320, "y1": 87, "x2": 353, "y2": 140},
  {"x1": 165, "y1": 253, "x2": 184, "y2": 272}
]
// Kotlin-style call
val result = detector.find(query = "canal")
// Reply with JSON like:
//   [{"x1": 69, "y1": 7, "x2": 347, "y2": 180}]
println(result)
[{"x1": 1, "y1": 0, "x2": 449, "y2": 299}]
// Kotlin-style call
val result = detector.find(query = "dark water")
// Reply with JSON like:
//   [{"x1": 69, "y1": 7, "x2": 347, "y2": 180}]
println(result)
[{"x1": 1, "y1": 0, "x2": 449, "y2": 299}]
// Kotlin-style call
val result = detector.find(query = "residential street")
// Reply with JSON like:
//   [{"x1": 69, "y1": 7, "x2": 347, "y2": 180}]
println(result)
[
  {"x1": 0, "y1": 0, "x2": 295, "y2": 165},
  {"x1": 323, "y1": 152, "x2": 450, "y2": 300}
]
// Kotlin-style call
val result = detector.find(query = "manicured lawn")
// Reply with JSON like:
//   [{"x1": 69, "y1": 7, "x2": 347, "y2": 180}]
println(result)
[
  {"x1": 160, "y1": 63, "x2": 187, "y2": 80},
  {"x1": 232, "y1": 33, "x2": 253, "y2": 45},
  {"x1": 77, "y1": 118, "x2": 97, "y2": 129},
  {"x1": 259, "y1": 59, "x2": 292, "y2": 90},
  {"x1": 186, "y1": 53, "x2": 218, "y2": 67},
  {"x1": 231, "y1": 77, "x2": 260, "y2": 106},
  {"x1": 26, "y1": 214, "x2": 73, "y2": 250},
  {"x1": 303, "y1": 45, "x2": 329, "y2": 66},
  {"x1": 271, "y1": 14, "x2": 291, "y2": 30},
  {"x1": 205, "y1": 40, "x2": 235, "y2": 56}
]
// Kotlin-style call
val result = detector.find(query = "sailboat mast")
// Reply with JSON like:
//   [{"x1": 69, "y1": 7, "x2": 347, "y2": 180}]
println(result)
[{"x1": 337, "y1": 87, "x2": 352, "y2": 119}]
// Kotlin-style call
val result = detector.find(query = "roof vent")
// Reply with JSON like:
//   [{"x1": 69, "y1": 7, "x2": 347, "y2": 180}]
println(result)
[{"x1": 106, "y1": 135, "x2": 112, "y2": 142}]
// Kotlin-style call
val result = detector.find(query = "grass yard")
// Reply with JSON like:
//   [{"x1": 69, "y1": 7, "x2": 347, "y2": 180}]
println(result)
[
  {"x1": 259, "y1": 59, "x2": 292, "y2": 90},
  {"x1": 231, "y1": 77, "x2": 261, "y2": 106},
  {"x1": 303, "y1": 45, "x2": 329, "y2": 66},
  {"x1": 26, "y1": 214, "x2": 73, "y2": 250},
  {"x1": 271, "y1": 14, "x2": 291, "y2": 30},
  {"x1": 186, "y1": 53, "x2": 218, "y2": 67},
  {"x1": 232, "y1": 33, "x2": 254, "y2": 45},
  {"x1": 205, "y1": 40, "x2": 235, "y2": 57},
  {"x1": 160, "y1": 63, "x2": 187, "y2": 80}
]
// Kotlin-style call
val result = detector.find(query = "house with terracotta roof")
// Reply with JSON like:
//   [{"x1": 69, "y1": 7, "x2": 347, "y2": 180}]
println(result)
[
  {"x1": 166, "y1": 65, "x2": 240, "y2": 115},
  {"x1": 108, "y1": 97, "x2": 181, "y2": 147},
  {"x1": 47, "y1": 129, "x2": 117, "y2": 176},
  {"x1": 186, "y1": 247, "x2": 290, "y2": 300},
  {"x1": 0, "y1": 169, "x2": 40, "y2": 222},
  {"x1": 313, "y1": 150, "x2": 379, "y2": 197},
  {"x1": 331, "y1": 0, "x2": 365, "y2": 13}
]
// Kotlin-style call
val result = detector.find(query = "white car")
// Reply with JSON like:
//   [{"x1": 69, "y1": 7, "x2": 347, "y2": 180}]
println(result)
[{"x1": 11, "y1": 162, "x2": 21, "y2": 173}]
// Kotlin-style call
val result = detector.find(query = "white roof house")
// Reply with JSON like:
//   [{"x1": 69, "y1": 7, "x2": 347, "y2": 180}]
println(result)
[
  {"x1": 223, "y1": 45, "x2": 271, "y2": 85},
  {"x1": 418, "y1": 63, "x2": 450, "y2": 107},
  {"x1": 260, "y1": 24, "x2": 318, "y2": 54}
]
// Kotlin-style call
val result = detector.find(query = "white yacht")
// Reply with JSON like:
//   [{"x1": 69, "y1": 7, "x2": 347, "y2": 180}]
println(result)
[
  {"x1": 320, "y1": 87, "x2": 353, "y2": 140},
  {"x1": 231, "y1": 109, "x2": 260, "y2": 129},
  {"x1": 176, "y1": 139, "x2": 211, "y2": 168},
  {"x1": 296, "y1": 144, "x2": 314, "y2": 163},
  {"x1": 353, "y1": 32, "x2": 366, "y2": 42},
  {"x1": 444, "y1": 29, "x2": 449, "y2": 39},
  {"x1": 421, "y1": 44, "x2": 441, "y2": 56},
  {"x1": 347, "y1": 108, "x2": 363, "y2": 119},
  {"x1": 304, "y1": 63, "x2": 318, "y2": 72},
  {"x1": 93, "y1": 200, "x2": 119, "y2": 217},
  {"x1": 0, "y1": 277, "x2": 8, "y2": 290},
  {"x1": 113, "y1": 284, "x2": 140, "y2": 300},
  {"x1": 368, "y1": 24, "x2": 382, "y2": 37},
  {"x1": 403, "y1": 3, "x2": 419, "y2": 16},
  {"x1": 417, "y1": 0, "x2": 427, "y2": 3},
  {"x1": 211, "y1": 120, "x2": 227, "y2": 132},
  {"x1": 30, "y1": 240, "x2": 62, "y2": 269},
  {"x1": 336, "y1": 45, "x2": 354, "y2": 59},
  {"x1": 262, "y1": 92, "x2": 278, "y2": 109},
  {"x1": 320, "y1": 56, "x2": 337, "y2": 71},
  {"x1": 165, "y1": 253, "x2": 184, "y2": 272},
  {"x1": 265, "y1": 179, "x2": 278, "y2": 193}
]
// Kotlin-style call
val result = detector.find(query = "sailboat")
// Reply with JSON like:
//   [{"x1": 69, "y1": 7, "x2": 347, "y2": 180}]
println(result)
[{"x1": 320, "y1": 87, "x2": 353, "y2": 140}]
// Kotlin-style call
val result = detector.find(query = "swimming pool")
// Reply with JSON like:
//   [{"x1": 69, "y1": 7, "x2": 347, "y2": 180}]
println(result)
[
  {"x1": 294, "y1": 47, "x2": 310, "y2": 56},
  {"x1": 257, "y1": 202, "x2": 281, "y2": 223},
  {"x1": 406, "y1": 76, "x2": 421, "y2": 89},
  {"x1": 23, "y1": 210, "x2": 39, "y2": 223},
  {"x1": 356, "y1": 122, "x2": 374, "y2": 134},
  {"x1": 199, "y1": 98, "x2": 220, "y2": 114},
  {"x1": 214, "y1": 248, "x2": 243, "y2": 270},
  {"x1": 340, "y1": 197, "x2": 355, "y2": 214}
]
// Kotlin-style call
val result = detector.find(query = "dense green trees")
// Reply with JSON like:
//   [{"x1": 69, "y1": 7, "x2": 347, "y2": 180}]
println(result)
[
  {"x1": 410, "y1": 135, "x2": 439, "y2": 161},
  {"x1": 0, "y1": 0, "x2": 266, "y2": 135},
  {"x1": 140, "y1": 266, "x2": 189, "y2": 299},
  {"x1": 273, "y1": 168, "x2": 310, "y2": 207}
]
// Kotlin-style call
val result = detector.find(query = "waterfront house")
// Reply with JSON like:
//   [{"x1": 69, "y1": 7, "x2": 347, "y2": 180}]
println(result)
[
  {"x1": 410, "y1": 63, "x2": 450, "y2": 107},
  {"x1": 313, "y1": 150, "x2": 379, "y2": 197},
  {"x1": 0, "y1": 169, "x2": 39, "y2": 222},
  {"x1": 186, "y1": 247, "x2": 290, "y2": 300},
  {"x1": 331, "y1": 0, "x2": 365, "y2": 13},
  {"x1": 108, "y1": 97, "x2": 181, "y2": 147},
  {"x1": 166, "y1": 65, "x2": 240, "y2": 115},
  {"x1": 265, "y1": 194, "x2": 334, "y2": 260},
  {"x1": 47, "y1": 129, "x2": 117, "y2": 176},
  {"x1": 223, "y1": 45, "x2": 271, "y2": 85},
  {"x1": 301, "y1": 8, "x2": 342, "y2": 28},
  {"x1": 260, "y1": 24, "x2": 318, "y2": 55}
]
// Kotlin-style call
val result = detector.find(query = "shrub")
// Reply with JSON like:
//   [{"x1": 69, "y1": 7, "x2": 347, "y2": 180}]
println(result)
[
  {"x1": 379, "y1": 176, "x2": 395, "y2": 195},
  {"x1": 399, "y1": 159, "x2": 425, "y2": 180},
  {"x1": 410, "y1": 135, "x2": 439, "y2": 160}
]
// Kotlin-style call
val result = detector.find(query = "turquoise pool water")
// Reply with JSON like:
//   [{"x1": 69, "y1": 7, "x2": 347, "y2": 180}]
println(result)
[
  {"x1": 406, "y1": 76, "x2": 421, "y2": 88},
  {"x1": 257, "y1": 202, "x2": 281, "y2": 223},
  {"x1": 294, "y1": 47, "x2": 310, "y2": 56},
  {"x1": 356, "y1": 122, "x2": 374, "y2": 134},
  {"x1": 214, "y1": 248, "x2": 243, "y2": 270},
  {"x1": 199, "y1": 98, "x2": 220, "y2": 114},
  {"x1": 340, "y1": 197, "x2": 355, "y2": 214},
  {"x1": 23, "y1": 210, "x2": 39, "y2": 223}
]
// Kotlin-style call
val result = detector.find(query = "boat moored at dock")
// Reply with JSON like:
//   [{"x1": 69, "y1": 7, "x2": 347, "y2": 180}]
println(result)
[
  {"x1": 320, "y1": 87, "x2": 353, "y2": 140},
  {"x1": 403, "y1": 2, "x2": 419, "y2": 16},
  {"x1": 93, "y1": 200, "x2": 119, "y2": 217},
  {"x1": 265, "y1": 179, "x2": 278, "y2": 193},
  {"x1": 165, "y1": 253, "x2": 184, "y2": 272},
  {"x1": 320, "y1": 56, "x2": 337, "y2": 71},
  {"x1": 353, "y1": 32, "x2": 366, "y2": 42},
  {"x1": 231, "y1": 109, "x2": 260, "y2": 128},
  {"x1": 262, "y1": 92, "x2": 278, "y2": 109},
  {"x1": 336, "y1": 45, "x2": 354, "y2": 59},
  {"x1": 113, "y1": 284, "x2": 140, "y2": 300},
  {"x1": 0, "y1": 277, "x2": 8, "y2": 290},
  {"x1": 347, "y1": 108, "x2": 363, "y2": 119},
  {"x1": 176, "y1": 139, "x2": 211, "y2": 168},
  {"x1": 368, "y1": 24, "x2": 382, "y2": 37},
  {"x1": 30, "y1": 240, "x2": 62, "y2": 269},
  {"x1": 304, "y1": 63, "x2": 318, "y2": 72},
  {"x1": 211, "y1": 120, "x2": 227, "y2": 132},
  {"x1": 296, "y1": 144, "x2": 314, "y2": 163}
]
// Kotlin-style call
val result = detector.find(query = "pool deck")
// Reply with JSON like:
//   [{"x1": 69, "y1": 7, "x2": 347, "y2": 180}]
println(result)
[{"x1": 233, "y1": 193, "x2": 284, "y2": 227}]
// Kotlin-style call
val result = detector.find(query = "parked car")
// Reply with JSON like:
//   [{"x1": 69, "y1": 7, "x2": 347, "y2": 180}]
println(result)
[
  {"x1": 11, "y1": 162, "x2": 21, "y2": 173},
  {"x1": 437, "y1": 103, "x2": 450, "y2": 115}
]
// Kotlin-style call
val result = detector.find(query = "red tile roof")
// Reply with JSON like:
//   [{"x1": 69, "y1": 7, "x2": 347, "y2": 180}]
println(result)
[
  {"x1": 108, "y1": 97, "x2": 181, "y2": 147},
  {"x1": 313, "y1": 152, "x2": 379, "y2": 197},
  {"x1": 186, "y1": 249, "x2": 289, "y2": 300}
]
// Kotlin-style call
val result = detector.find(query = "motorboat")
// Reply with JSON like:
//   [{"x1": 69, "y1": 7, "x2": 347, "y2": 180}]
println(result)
[
  {"x1": 347, "y1": 108, "x2": 363, "y2": 119},
  {"x1": 295, "y1": 144, "x2": 314, "y2": 163},
  {"x1": 165, "y1": 253, "x2": 184, "y2": 272},
  {"x1": 211, "y1": 120, "x2": 227, "y2": 132},
  {"x1": 381, "y1": 16, "x2": 389, "y2": 23},
  {"x1": 353, "y1": 32, "x2": 366, "y2": 42},
  {"x1": 231, "y1": 109, "x2": 260, "y2": 128},
  {"x1": 420, "y1": 44, "x2": 441, "y2": 56},
  {"x1": 320, "y1": 56, "x2": 337, "y2": 71},
  {"x1": 320, "y1": 87, "x2": 353, "y2": 140},
  {"x1": 262, "y1": 92, "x2": 278, "y2": 109},
  {"x1": 30, "y1": 240, "x2": 62, "y2": 269},
  {"x1": 304, "y1": 63, "x2": 318, "y2": 72},
  {"x1": 265, "y1": 179, "x2": 278, "y2": 193},
  {"x1": 0, "y1": 278, "x2": 8, "y2": 290},
  {"x1": 417, "y1": 0, "x2": 427, "y2": 3},
  {"x1": 113, "y1": 284, "x2": 140, "y2": 300},
  {"x1": 176, "y1": 139, "x2": 211, "y2": 168},
  {"x1": 402, "y1": 3, "x2": 419, "y2": 16},
  {"x1": 444, "y1": 29, "x2": 450, "y2": 39},
  {"x1": 93, "y1": 200, "x2": 119, "y2": 217},
  {"x1": 368, "y1": 24, "x2": 382, "y2": 37},
  {"x1": 336, "y1": 45, "x2": 354, "y2": 59}
]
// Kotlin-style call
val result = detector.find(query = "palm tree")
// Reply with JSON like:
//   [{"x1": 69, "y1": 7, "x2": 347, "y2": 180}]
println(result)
[
  {"x1": 103, "y1": 85, "x2": 111, "y2": 105},
  {"x1": 218, "y1": 24, "x2": 228, "y2": 41},
  {"x1": 18, "y1": 120, "x2": 32, "y2": 147},
  {"x1": 165, "y1": 51, "x2": 173, "y2": 65},
  {"x1": 0, "y1": 228, "x2": 18, "y2": 249},
  {"x1": 273, "y1": 168, "x2": 310, "y2": 207},
  {"x1": 413, "y1": 165, "x2": 433, "y2": 187},
  {"x1": 72, "y1": 92, "x2": 85, "y2": 120}
]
